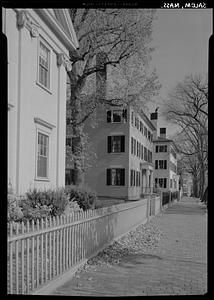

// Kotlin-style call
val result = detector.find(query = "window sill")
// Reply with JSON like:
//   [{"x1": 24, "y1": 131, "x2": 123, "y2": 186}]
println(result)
[
  {"x1": 108, "y1": 152, "x2": 125, "y2": 154},
  {"x1": 36, "y1": 81, "x2": 52, "y2": 95},
  {"x1": 108, "y1": 121, "x2": 127, "y2": 124},
  {"x1": 34, "y1": 177, "x2": 50, "y2": 182},
  {"x1": 107, "y1": 185, "x2": 126, "y2": 187}
]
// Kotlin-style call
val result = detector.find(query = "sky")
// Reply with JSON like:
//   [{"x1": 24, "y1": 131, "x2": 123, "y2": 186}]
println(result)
[{"x1": 147, "y1": 9, "x2": 212, "y2": 138}]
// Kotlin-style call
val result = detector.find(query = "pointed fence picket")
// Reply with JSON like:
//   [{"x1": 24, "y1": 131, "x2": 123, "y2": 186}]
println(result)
[{"x1": 7, "y1": 195, "x2": 164, "y2": 295}]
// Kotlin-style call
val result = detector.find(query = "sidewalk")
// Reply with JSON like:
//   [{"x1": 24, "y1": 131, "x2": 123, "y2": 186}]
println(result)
[{"x1": 52, "y1": 197, "x2": 207, "y2": 296}]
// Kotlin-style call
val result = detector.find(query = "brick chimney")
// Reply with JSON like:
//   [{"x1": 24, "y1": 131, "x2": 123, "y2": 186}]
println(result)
[
  {"x1": 150, "y1": 112, "x2": 158, "y2": 140},
  {"x1": 96, "y1": 52, "x2": 107, "y2": 100},
  {"x1": 160, "y1": 127, "x2": 166, "y2": 139}
]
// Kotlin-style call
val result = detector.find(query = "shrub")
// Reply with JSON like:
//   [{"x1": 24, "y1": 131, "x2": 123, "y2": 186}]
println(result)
[
  {"x1": 8, "y1": 193, "x2": 23, "y2": 222},
  {"x1": 65, "y1": 185, "x2": 97, "y2": 211}
]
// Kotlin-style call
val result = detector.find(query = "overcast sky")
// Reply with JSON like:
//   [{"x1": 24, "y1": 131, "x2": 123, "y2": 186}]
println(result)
[{"x1": 147, "y1": 9, "x2": 212, "y2": 137}]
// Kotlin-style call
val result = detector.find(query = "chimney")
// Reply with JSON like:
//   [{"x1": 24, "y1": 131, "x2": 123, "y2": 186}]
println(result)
[
  {"x1": 96, "y1": 52, "x2": 107, "y2": 100},
  {"x1": 160, "y1": 127, "x2": 166, "y2": 139},
  {"x1": 150, "y1": 112, "x2": 158, "y2": 140}
]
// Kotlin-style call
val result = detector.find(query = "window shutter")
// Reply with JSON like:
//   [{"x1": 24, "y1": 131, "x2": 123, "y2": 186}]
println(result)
[
  {"x1": 164, "y1": 178, "x2": 167, "y2": 188},
  {"x1": 141, "y1": 145, "x2": 144, "y2": 159},
  {"x1": 156, "y1": 145, "x2": 158, "y2": 153},
  {"x1": 107, "y1": 136, "x2": 112, "y2": 153},
  {"x1": 120, "y1": 169, "x2": 125, "y2": 186},
  {"x1": 107, "y1": 110, "x2": 111, "y2": 123},
  {"x1": 164, "y1": 160, "x2": 167, "y2": 169},
  {"x1": 131, "y1": 137, "x2": 133, "y2": 154},
  {"x1": 106, "y1": 169, "x2": 111, "y2": 185},
  {"x1": 155, "y1": 160, "x2": 158, "y2": 169},
  {"x1": 122, "y1": 109, "x2": 127, "y2": 122},
  {"x1": 121, "y1": 136, "x2": 125, "y2": 152}
]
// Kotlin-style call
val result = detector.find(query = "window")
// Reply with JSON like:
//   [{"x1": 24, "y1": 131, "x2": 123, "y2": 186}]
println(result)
[
  {"x1": 107, "y1": 168, "x2": 125, "y2": 186},
  {"x1": 144, "y1": 126, "x2": 147, "y2": 137},
  {"x1": 155, "y1": 178, "x2": 158, "y2": 188},
  {"x1": 156, "y1": 145, "x2": 167, "y2": 152},
  {"x1": 130, "y1": 170, "x2": 133, "y2": 186},
  {"x1": 131, "y1": 137, "x2": 134, "y2": 154},
  {"x1": 133, "y1": 139, "x2": 136, "y2": 155},
  {"x1": 137, "y1": 141, "x2": 139, "y2": 157},
  {"x1": 158, "y1": 160, "x2": 167, "y2": 169},
  {"x1": 159, "y1": 145, "x2": 167, "y2": 152},
  {"x1": 158, "y1": 178, "x2": 167, "y2": 188},
  {"x1": 137, "y1": 171, "x2": 140, "y2": 186},
  {"x1": 38, "y1": 41, "x2": 50, "y2": 89},
  {"x1": 37, "y1": 132, "x2": 49, "y2": 178},
  {"x1": 140, "y1": 121, "x2": 143, "y2": 133},
  {"x1": 148, "y1": 131, "x2": 151, "y2": 141},
  {"x1": 155, "y1": 160, "x2": 158, "y2": 169},
  {"x1": 141, "y1": 144, "x2": 144, "y2": 160},
  {"x1": 144, "y1": 147, "x2": 148, "y2": 161},
  {"x1": 148, "y1": 150, "x2": 152, "y2": 163},
  {"x1": 107, "y1": 109, "x2": 127, "y2": 123},
  {"x1": 108, "y1": 136, "x2": 125, "y2": 153}
]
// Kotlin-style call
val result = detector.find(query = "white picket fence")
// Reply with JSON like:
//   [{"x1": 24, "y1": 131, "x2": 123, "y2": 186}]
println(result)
[{"x1": 7, "y1": 197, "x2": 161, "y2": 295}]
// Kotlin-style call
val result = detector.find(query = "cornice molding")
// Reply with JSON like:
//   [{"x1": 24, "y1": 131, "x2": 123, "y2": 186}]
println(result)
[
  {"x1": 34, "y1": 9, "x2": 78, "y2": 51},
  {"x1": 16, "y1": 9, "x2": 40, "y2": 38},
  {"x1": 57, "y1": 53, "x2": 72, "y2": 71},
  {"x1": 34, "y1": 117, "x2": 56, "y2": 130}
]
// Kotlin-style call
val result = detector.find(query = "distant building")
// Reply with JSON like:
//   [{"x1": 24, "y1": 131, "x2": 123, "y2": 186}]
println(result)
[
  {"x1": 151, "y1": 112, "x2": 179, "y2": 192},
  {"x1": 5, "y1": 8, "x2": 79, "y2": 195},
  {"x1": 83, "y1": 105, "x2": 156, "y2": 200},
  {"x1": 181, "y1": 172, "x2": 193, "y2": 196}
]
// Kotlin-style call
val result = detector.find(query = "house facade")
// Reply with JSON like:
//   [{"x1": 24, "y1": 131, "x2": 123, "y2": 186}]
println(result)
[
  {"x1": 83, "y1": 105, "x2": 155, "y2": 200},
  {"x1": 4, "y1": 8, "x2": 79, "y2": 195},
  {"x1": 151, "y1": 117, "x2": 179, "y2": 192}
]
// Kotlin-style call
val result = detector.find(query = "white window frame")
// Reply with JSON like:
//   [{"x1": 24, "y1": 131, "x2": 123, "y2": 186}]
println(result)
[
  {"x1": 36, "y1": 36, "x2": 52, "y2": 94},
  {"x1": 34, "y1": 118, "x2": 55, "y2": 181},
  {"x1": 36, "y1": 131, "x2": 49, "y2": 179}
]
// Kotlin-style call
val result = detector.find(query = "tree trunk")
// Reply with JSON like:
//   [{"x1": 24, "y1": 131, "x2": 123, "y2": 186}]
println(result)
[{"x1": 68, "y1": 65, "x2": 85, "y2": 186}]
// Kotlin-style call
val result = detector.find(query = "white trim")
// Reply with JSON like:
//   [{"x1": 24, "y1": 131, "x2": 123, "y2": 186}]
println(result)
[
  {"x1": 34, "y1": 9, "x2": 78, "y2": 51},
  {"x1": 35, "y1": 129, "x2": 50, "y2": 181},
  {"x1": 36, "y1": 36, "x2": 52, "y2": 93},
  {"x1": 34, "y1": 117, "x2": 56, "y2": 130},
  {"x1": 63, "y1": 9, "x2": 79, "y2": 47}
]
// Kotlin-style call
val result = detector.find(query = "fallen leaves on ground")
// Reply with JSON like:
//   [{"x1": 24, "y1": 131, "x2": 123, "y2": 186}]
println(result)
[{"x1": 75, "y1": 221, "x2": 165, "y2": 276}]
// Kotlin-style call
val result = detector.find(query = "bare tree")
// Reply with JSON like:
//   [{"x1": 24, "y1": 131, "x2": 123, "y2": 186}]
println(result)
[
  {"x1": 66, "y1": 9, "x2": 161, "y2": 185},
  {"x1": 163, "y1": 74, "x2": 208, "y2": 198}
]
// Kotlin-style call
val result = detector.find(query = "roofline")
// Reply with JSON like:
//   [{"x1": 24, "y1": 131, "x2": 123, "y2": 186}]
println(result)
[
  {"x1": 129, "y1": 105, "x2": 156, "y2": 131},
  {"x1": 34, "y1": 9, "x2": 79, "y2": 51},
  {"x1": 140, "y1": 110, "x2": 156, "y2": 131}
]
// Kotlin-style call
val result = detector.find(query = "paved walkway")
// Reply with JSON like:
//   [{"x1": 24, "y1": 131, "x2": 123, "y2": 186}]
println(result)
[{"x1": 52, "y1": 197, "x2": 207, "y2": 296}]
